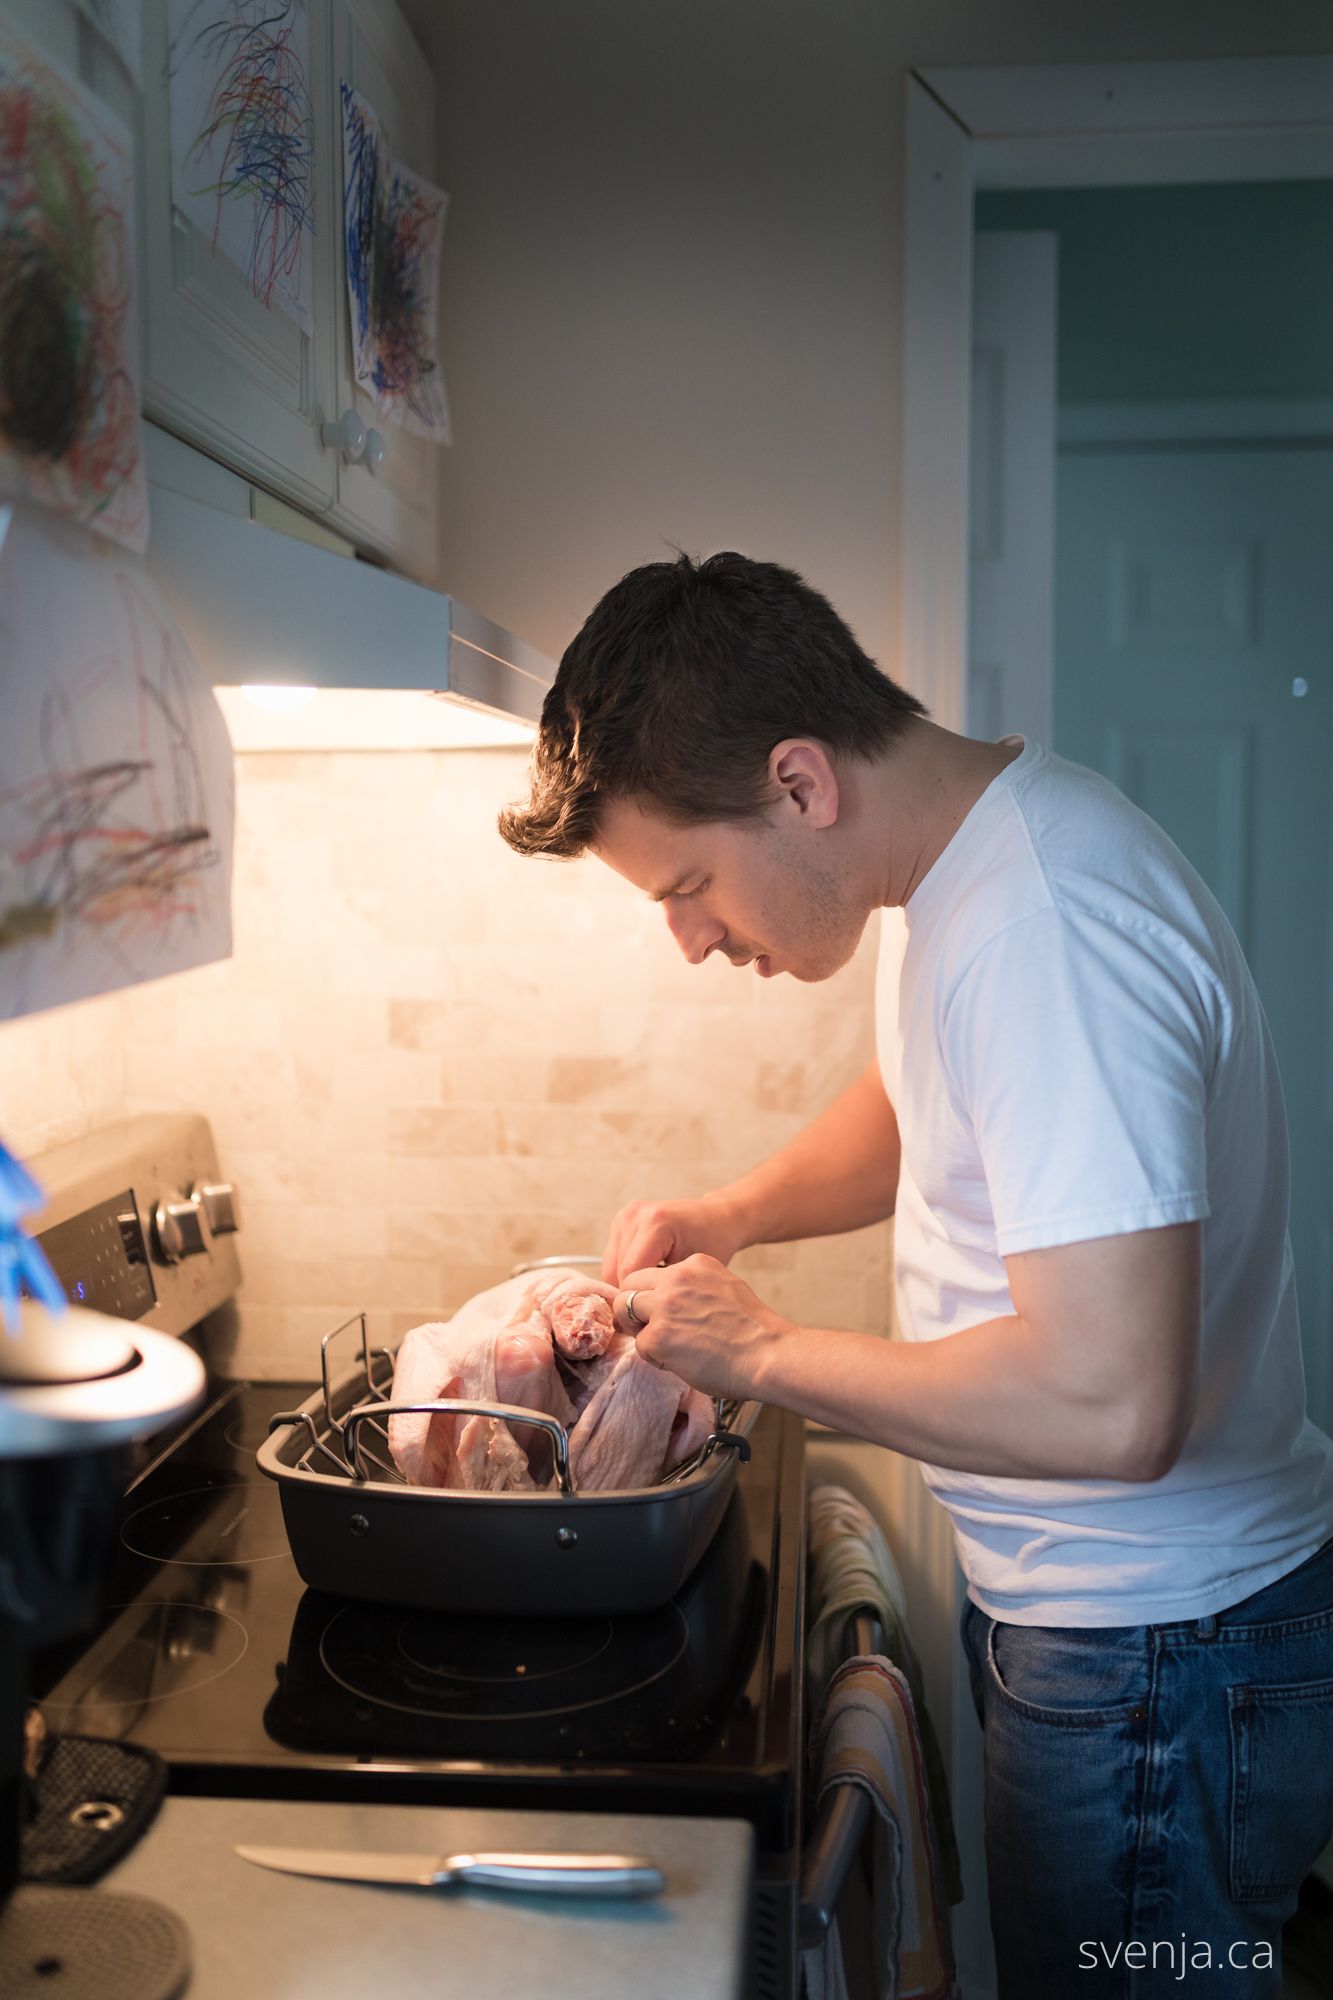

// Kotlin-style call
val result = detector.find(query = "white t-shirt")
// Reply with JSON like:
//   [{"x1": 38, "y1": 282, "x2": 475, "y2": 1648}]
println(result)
[{"x1": 876, "y1": 736, "x2": 1333, "y2": 1626}]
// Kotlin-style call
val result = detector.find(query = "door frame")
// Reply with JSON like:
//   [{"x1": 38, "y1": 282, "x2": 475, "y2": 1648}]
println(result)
[{"x1": 898, "y1": 54, "x2": 1333, "y2": 729}]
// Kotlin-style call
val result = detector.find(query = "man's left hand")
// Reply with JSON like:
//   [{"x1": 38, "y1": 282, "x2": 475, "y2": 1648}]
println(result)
[{"x1": 613, "y1": 1254, "x2": 792, "y2": 1400}]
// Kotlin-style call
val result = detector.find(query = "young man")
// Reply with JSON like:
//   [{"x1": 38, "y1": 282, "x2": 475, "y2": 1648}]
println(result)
[{"x1": 498, "y1": 550, "x2": 1333, "y2": 1995}]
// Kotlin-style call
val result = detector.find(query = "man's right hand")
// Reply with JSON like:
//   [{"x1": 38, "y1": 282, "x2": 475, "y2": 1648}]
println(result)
[{"x1": 601, "y1": 1195, "x2": 747, "y2": 1285}]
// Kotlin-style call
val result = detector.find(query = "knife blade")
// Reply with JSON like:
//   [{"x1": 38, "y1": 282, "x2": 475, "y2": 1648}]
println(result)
[{"x1": 234, "y1": 1844, "x2": 666, "y2": 1899}]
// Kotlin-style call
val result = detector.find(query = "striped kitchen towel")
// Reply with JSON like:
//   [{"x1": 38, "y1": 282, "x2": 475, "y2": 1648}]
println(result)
[
  {"x1": 802, "y1": 1656, "x2": 960, "y2": 2000},
  {"x1": 806, "y1": 1485, "x2": 961, "y2": 1906}
]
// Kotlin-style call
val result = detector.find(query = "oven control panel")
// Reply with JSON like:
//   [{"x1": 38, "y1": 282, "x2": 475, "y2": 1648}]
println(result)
[
  {"x1": 36, "y1": 1188, "x2": 156, "y2": 1322},
  {"x1": 25, "y1": 1114, "x2": 242, "y2": 1339}
]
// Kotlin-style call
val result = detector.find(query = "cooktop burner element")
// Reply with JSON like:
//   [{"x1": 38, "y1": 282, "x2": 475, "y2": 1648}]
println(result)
[
  {"x1": 121, "y1": 1481, "x2": 288, "y2": 1566},
  {"x1": 317, "y1": 1602, "x2": 690, "y2": 1722},
  {"x1": 38, "y1": 1598, "x2": 250, "y2": 1732},
  {"x1": 222, "y1": 1406, "x2": 275, "y2": 1455},
  {"x1": 396, "y1": 1608, "x2": 615, "y2": 1684}
]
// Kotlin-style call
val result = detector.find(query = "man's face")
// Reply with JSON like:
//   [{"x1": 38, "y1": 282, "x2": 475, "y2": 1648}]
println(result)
[{"x1": 593, "y1": 791, "x2": 870, "y2": 983}]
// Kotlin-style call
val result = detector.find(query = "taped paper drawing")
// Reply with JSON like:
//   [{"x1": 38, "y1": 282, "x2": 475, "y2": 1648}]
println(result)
[
  {"x1": 0, "y1": 29, "x2": 148, "y2": 552},
  {"x1": 341, "y1": 81, "x2": 451, "y2": 443}
]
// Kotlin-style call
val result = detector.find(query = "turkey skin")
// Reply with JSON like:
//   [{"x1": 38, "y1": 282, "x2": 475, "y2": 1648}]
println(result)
[{"x1": 388, "y1": 1267, "x2": 712, "y2": 1493}]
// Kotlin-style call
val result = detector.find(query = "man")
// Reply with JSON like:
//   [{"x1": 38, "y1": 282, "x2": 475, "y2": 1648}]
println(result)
[{"x1": 498, "y1": 550, "x2": 1333, "y2": 1995}]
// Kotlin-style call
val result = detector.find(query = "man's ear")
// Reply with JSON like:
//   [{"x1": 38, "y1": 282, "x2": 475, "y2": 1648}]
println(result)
[{"x1": 768, "y1": 740, "x2": 840, "y2": 827}]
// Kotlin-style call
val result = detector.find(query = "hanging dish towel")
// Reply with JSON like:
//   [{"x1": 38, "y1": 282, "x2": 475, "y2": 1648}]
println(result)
[
  {"x1": 802, "y1": 1655, "x2": 960, "y2": 2000},
  {"x1": 806, "y1": 1485, "x2": 961, "y2": 1905}
]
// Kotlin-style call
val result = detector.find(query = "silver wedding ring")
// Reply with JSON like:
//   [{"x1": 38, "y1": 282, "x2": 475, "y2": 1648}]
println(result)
[{"x1": 625, "y1": 1289, "x2": 646, "y2": 1328}]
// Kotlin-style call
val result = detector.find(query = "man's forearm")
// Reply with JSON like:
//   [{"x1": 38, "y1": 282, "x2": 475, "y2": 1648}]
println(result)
[
  {"x1": 711, "y1": 1059, "x2": 901, "y2": 1250},
  {"x1": 748, "y1": 1311, "x2": 1153, "y2": 1482}
]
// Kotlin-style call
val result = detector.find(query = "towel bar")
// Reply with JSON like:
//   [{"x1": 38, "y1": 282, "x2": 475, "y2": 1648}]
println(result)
[{"x1": 798, "y1": 1609, "x2": 884, "y2": 1946}]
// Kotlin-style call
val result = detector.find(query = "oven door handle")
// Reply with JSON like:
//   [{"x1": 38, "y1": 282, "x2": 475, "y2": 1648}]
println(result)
[{"x1": 798, "y1": 1609, "x2": 884, "y2": 1946}]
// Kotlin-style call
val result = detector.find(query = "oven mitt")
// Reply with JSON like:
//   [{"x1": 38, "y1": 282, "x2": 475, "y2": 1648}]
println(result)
[{"x1": 21, "y1": 1730, "x2": 168, "y2": 1885}]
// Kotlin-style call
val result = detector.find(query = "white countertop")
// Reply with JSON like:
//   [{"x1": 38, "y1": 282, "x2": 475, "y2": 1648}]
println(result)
[{"x1": 104, "y1": 1796, "x2": 755, "y2": 1999}]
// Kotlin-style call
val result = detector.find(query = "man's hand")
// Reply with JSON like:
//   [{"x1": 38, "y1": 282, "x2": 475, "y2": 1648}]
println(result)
[
  {"x1": 612, "y1": 1253, "x2": 793, "y2": 1400},
  {"x1": 601, "y1": 1196, "x2": 746, "y2": 1285}
]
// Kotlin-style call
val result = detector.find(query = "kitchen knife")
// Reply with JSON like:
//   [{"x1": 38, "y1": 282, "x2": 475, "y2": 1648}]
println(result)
[{"x1": 235, "y1": 1844, "x2": 666, "y2": 1898}]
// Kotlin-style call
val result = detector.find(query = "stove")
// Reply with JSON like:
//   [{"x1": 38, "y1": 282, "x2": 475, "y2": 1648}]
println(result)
[
  {"x1": 36, "y1": 1382, "x2": 805, "y2": 1836},
  {"x1": 24, "y1": 1117, "x2": 808, "y2": 1998}
]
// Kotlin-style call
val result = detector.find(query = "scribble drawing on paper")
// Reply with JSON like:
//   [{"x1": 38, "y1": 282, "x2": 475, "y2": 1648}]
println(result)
[
  {"x1": 168, "y1": 0, "x2": 315, "y2": 336},
  {"x1": 0, "y1": 29, "x2": 148, "y2": 552},
  {"x1": 341, "y1": 82, "x2": 451, "y2": 443},
  {"x1": 0, "y1": 510, "x2": 234, "y2": 1021}
]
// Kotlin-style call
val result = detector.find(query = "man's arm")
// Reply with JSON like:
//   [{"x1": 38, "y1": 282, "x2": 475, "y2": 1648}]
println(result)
[
  {"x1": 718, "y1": 1056, "x2": 901, "y2": 1245},
  {"x1": 618, "y1": 1221, "x2": 1203, "y2": 1483},
  {"x1": 602, "y1": 1058, "x2": 901, "y2": 1282}
]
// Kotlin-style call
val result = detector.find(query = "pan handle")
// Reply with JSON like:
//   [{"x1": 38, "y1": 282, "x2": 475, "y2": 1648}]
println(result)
[
  {"x1": 342, "y1": 1399, "x2": 575, "y2": 1495},
  {"x1": 509, "y1": 1254, "x2": 603, "y2": 1276}
]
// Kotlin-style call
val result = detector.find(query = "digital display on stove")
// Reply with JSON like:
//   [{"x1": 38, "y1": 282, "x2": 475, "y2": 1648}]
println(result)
[{"x1": 34, "y1": 1188, "x2": 155, "y2": 1321}]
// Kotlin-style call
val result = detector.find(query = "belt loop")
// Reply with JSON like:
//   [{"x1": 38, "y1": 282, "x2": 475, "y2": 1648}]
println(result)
[{"x1": 1195, "y1": 1612, "x2": 1218, "y2": 1641}]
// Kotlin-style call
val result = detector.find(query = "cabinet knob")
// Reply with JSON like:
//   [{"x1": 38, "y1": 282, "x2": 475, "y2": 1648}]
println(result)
[
  {"x1": 363, "y1": 427, "x2": 386, "y2": 475},
  {"x1": 320, "y1": 408, "x2": 366, "y2": 463}
]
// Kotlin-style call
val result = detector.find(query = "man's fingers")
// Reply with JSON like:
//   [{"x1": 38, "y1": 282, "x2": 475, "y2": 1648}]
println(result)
[{"x1": 614, "y1": 1288, "x2": 648, "y2": 1334}]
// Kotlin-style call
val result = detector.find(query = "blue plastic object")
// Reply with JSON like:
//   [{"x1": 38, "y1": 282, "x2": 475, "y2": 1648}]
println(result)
[{"x1": 0, "y1": 1135, "x2": 66, "y2": 1334}]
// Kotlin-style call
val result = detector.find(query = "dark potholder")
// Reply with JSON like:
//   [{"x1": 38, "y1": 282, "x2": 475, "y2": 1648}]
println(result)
[
  {"x1": 21, "y1": 1734, "x2": 168, "y2": 1886},
  {"x1": 0, "y1": 1886, "x2": 191, "y2": 2000}
]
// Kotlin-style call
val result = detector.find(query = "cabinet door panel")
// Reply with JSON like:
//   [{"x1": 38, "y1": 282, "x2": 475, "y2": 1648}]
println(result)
[
  {"x1": 140, "y1": 0, "x2": 338, "y2": 512},
  {"x1": 329, "y1": 0, "x2": 439, "y2": 579}
]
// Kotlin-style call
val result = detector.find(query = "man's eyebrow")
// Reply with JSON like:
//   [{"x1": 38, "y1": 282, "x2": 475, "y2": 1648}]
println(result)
[{"x1": 648, "y1": 871, "x2": 695, "y2": 904}]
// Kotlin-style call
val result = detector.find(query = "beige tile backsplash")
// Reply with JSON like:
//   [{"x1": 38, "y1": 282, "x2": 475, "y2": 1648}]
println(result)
[{"x1": 0, "y1": 748, "x2": 893, "y2": 1378}]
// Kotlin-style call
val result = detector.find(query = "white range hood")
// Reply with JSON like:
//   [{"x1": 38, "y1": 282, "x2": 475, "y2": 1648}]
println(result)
[{"x1": 146, "y1": 489, "x2": 553, "y2": 749}]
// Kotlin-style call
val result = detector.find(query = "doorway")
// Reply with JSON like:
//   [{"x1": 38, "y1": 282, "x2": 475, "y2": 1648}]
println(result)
[
  {"x1": 900, "y1": 58, "x2": 1333, "y2": 2000},
  {"x1": 971, "y1": 177, "x2": 1333, "y2": 1438}
]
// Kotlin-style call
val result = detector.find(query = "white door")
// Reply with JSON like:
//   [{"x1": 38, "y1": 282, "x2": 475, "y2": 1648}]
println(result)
[{"x1": 1056, "y1": 441, "x2": 1333, "y2": 1436}]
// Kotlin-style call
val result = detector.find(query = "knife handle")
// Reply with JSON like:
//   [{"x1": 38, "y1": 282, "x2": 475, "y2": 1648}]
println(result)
[{"x1": 448, "y1": 1851, "x2": 665, "y2": 1899}]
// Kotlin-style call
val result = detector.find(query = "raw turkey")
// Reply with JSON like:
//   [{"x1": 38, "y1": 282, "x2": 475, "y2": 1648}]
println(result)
[{"x1": 387, "y1": 1267, "x2": 711, "y2": 1494}]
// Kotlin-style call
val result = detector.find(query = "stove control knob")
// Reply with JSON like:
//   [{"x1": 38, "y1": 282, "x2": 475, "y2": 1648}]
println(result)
[
  {"x1": 194, "y1": 1181, "x2": 240, "y2": 1236},
  {"x1": 154, "y1": 1191, "x2": 207, "y2": 1264}
]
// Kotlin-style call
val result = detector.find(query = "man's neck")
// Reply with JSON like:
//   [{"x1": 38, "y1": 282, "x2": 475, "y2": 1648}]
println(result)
[{"x1": 858, "y1": 719, "x2": 1023, "y2": 909}]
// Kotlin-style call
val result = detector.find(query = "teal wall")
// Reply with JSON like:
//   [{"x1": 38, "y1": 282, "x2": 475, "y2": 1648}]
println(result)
[{"x1": 973, "y1": 182, "x2": 1333, "y2": 405}]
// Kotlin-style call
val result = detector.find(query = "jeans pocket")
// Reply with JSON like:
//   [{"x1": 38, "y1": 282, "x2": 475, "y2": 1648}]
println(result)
[
  {"x1": 1228, "y1": 1675, "x2": 1333, "y2": 1903},
  {"x1": 985, "y1": 1618, "x2": 1150, "y2": 1727}
]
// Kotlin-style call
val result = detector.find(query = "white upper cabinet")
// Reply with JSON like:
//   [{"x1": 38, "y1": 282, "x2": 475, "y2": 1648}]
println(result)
[
  {"x1": 20, "y1": 0, "x2": 444, "y2": 575},
  {"x1": 325, "y1": 0, "x2": 439, "y2": 578},
  {"x1": 142, "y1": 0, "x2": 441, "y2": 574}
]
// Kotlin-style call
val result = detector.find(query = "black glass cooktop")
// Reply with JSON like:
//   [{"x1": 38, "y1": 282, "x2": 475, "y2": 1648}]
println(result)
[{"x1": 34, "y1": 1384, "x2": 806, "y2": 1849}]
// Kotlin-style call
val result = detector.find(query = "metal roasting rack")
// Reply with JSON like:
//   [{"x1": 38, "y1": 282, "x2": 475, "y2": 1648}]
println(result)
[{"x1": 264, "y1": 1257, "x2": 751, "y2": 1496}]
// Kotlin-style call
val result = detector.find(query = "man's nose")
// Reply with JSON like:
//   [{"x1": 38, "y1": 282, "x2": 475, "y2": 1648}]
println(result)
[{"x1": 663, "y1": 900, "x2": 725, "y2": 965}]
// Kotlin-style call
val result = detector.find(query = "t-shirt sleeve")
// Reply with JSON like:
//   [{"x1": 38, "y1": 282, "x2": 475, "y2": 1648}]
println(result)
[{"x1": 942, "y1": 904, "x2": 1214, "y2": 1256}]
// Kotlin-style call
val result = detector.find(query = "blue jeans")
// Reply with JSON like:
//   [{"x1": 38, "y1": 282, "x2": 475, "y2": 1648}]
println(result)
[{"x1": 959, "y1": 1537, "x2": 1333, "y2": 1996}]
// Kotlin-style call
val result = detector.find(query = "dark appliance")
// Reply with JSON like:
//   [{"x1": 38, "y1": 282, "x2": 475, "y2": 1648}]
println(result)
[{"x1": 25, "y1": 1117, "x2": 810, "y2": 1999}]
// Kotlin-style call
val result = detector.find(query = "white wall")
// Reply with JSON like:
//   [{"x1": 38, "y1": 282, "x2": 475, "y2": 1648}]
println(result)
[{"x1": 404, "y1": 0, "x2": 1331, "y2": 676}]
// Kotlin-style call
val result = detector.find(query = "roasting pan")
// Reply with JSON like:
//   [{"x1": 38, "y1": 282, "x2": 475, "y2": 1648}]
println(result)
[{"x1": 256, "y1": 1265, "x2": 759, "y2": 1616}]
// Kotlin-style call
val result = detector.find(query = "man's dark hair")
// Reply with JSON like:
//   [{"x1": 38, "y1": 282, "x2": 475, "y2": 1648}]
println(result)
[{"x1": 498, "y1": 550, "x2": 927, "y2": 858}]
